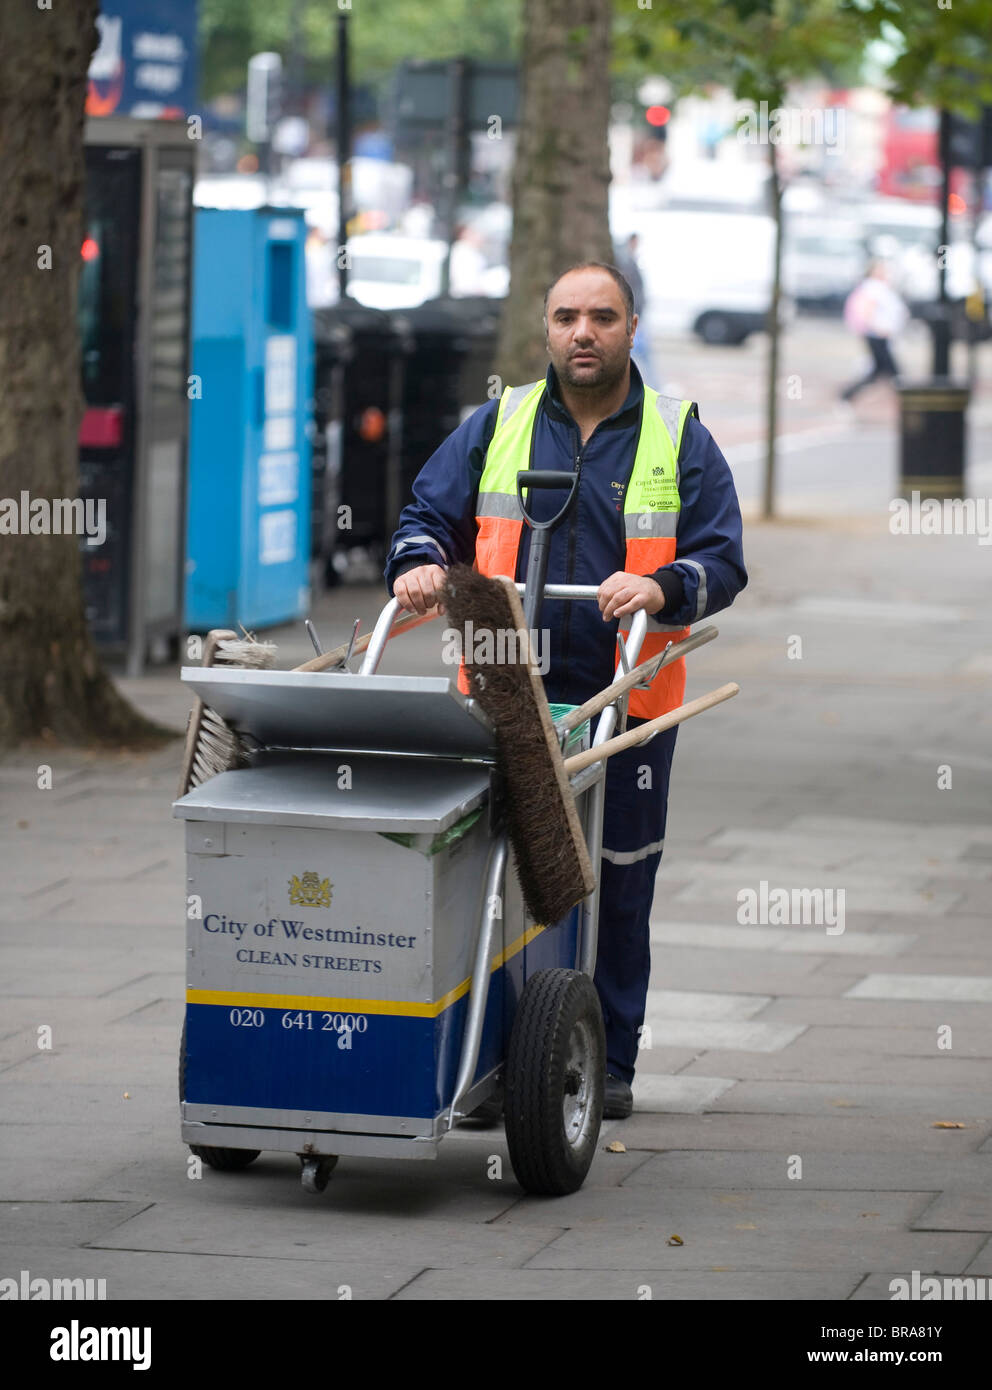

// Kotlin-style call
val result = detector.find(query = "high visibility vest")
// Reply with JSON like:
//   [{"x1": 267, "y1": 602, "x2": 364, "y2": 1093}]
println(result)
[{"x1": 460, "y1": 379, "x2": 696, "y2": 721}]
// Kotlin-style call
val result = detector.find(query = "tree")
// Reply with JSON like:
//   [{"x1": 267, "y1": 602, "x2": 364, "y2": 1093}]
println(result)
[
  {"x1": 0, "y1": 1, "x2": 168, "y2": 748},
  {"x1": 199, "y1": 0, "x2": 521, "y2": 106},
  {"x1": 615, "y1": 0, "x2": 879, "y2": 518},
  {"x1": 497, "y1": 0, "x2": 615, "y2": 384}
]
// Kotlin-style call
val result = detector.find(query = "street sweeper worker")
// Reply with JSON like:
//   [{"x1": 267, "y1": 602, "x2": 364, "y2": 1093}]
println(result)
[{"x1": 384, "y1": 262, "x2": 747, "y2": 1119}]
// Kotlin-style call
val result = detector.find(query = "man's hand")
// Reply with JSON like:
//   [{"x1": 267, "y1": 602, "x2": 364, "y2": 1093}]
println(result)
[
  {"x1": 597, "y1": 571, "x2": 665, "y2": 621},
  {"x1": 394, "y1": 563, "x2": 448, "y2": 616}
]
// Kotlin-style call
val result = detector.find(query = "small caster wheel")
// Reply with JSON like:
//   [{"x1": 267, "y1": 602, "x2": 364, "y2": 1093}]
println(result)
[{"x1": 299, "y1": 1154, "x2": 338, "y2": 1193}]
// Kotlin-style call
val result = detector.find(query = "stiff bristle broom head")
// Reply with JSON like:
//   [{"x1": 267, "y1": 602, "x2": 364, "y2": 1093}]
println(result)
[
  {"x1": 443, "y1": 565, "x2": 595, "y2": 925},
  {"x1": 179, "y1": 629, "x2": 278, "y2": 796}
]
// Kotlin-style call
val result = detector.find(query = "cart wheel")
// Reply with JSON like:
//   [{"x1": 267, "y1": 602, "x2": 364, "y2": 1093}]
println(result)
[
  {"x1": 179, "y1": 1023, "x2": 261, "y2": 1172},
  {"x1": 189, "y1": 1144, "x2": 261, "y2": 1171},
  {"x1": 299, "y1": 1154, "x2": 338, "y2": 1194},
  {"x1": 504, "y1": 968, "x2": 605, "y2": 1196}
]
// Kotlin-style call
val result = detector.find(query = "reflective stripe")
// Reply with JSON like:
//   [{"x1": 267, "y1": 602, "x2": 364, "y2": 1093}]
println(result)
[
  {"x1": 646, "y1": 614, "x2": 692, "y2": 632},
  {"x1": 652, "y1": 393, "x2": 683, "y2": 451},
  {"x1": 623, "y1": 511, "x2": 678, "y2": 540},
  {"x1": 601, "y1": 838, "x2": 665, "y2": 866},
  {"x1": 476, "y1": 491, "x2": 523, "y2": 519},
  {"x1": 394, "y1": 534, "x2": 449, "y2": 564},
  {"x1": 500, "y1": 380, "x2": 543, "y2": 427},
  {"x1": 681, "y1": 558, "x2": 708, "y2": 620}
]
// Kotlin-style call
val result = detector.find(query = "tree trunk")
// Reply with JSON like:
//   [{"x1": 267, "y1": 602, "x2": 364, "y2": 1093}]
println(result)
[
  {"x1": 762, "y1": 140, "x2": 783, "y2": 520},
  {"x1": 0, "y1": 1, "x2": 170, "y2": 749},
  {"x1": 497, "y1": 0, "x2": 615, "y2": 385}
]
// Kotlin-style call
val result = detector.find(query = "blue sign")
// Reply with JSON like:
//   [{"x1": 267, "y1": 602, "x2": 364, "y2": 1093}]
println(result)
[{"x1": 87, "y1": 0, "x2": 198, "y2": 119}]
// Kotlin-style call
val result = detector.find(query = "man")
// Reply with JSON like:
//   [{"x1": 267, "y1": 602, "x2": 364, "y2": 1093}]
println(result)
[
  {"x1": 614, "y1": 232, "x2": 655, "y2": 383},
  {"x1": 385, "y1": 263, "x2": 747, "y2": 1118}
]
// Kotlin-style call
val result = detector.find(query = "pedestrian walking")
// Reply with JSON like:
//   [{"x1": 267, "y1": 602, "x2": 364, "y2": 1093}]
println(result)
[
  {"x1": 385, "y1": 262, "x2": 747, "y2": 1118},
  {"x1": 840, "y1": 260, "x2": 909, "y2": 402},
  {"x1": 614, "y1": 232, "x2": 657, "y2": 384}
]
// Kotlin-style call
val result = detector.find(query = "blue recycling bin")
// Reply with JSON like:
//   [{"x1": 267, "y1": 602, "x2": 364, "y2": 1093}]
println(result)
[{"x1": 186, "y1": 207, "x2": 313, "y2": 631}]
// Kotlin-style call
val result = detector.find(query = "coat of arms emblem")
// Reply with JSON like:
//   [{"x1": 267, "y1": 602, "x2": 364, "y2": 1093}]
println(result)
[{"x1": 288, "y1": 871, "x2": 332, "y2": 908}]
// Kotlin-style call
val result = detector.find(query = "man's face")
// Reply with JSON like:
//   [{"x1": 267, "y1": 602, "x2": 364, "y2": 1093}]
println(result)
[{"x1": 545, "y1": 269, "x2": 635, "y2": 392}]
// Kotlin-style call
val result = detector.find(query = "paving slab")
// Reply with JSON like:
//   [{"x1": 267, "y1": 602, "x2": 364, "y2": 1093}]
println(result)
[
  {"x1": 638, "y1": 1019, "x2": 806, "y2": 1052},
  {"x1": 1, "y1": 1081, "x2": 172, "y2": 1126},
  {"x1": 0, "y1": 1201, "x2": 149, "y2": 1248},
  {"x1": 753, "y1": 1023, "x2": 992, "y2": 1060},
  {"x1": 526, "y1": 1228, "x2": 984, "y2": 1274},
  {"x1": 623, "y1": 1151, "x2": 992, "y2": 1192},
  {"x1": 630, "y1": 1076, "x2": 737, "y2": 1113},
  {"x1": 788, "y1": 816, "x2": 992, "y2": 847},
  {"x1": 671, "y1": 880, "x2": 963, "y2": 917},
  {"x1": 846, "y1": 975, "x2": 992, "y2": 1003},
  {"x1": 912, "y1": 1192, "x2": 992, "y2": 1233},
  {"x1": 755, "y1": 997, "x2": 992, "y2": 1030},
  {"x1": 392, "y1": 1268, "x2": 860, "y2": 1300},
  {"x1": 707, "y1": 1080, "x2": 992, "y2": 1119},
  {"x1": 648, "y1": 961, "x2": 863, "y2": 997},
  {"x1": 0, "y1": 1246, "x2": 421, "y2": 1301},
  {"x1": 676, "y1": 1051, "x2": 992, "y2": 1088},
  {"x1": 963, "y1": 1238, "x2": 992, "y2": 1276},
  {"x1": 614, "y1": 1113, "x2": 992, "y2": 1154},
  {"x1": 641, "y1": 989, "x2": 772, "y2": 1021},
  {"x1": 90, "y1": 1201, "x2": 565, "y2": 1269},
  {"x1": 819, "y1": 953, "x2": 992, "y2": 978},
  {"x1": 494, "y1": 1187, "x2": 929, "y2": 1233},
  {"x1": 651, "y1": 921, "x2": 917, "y2": 957}
]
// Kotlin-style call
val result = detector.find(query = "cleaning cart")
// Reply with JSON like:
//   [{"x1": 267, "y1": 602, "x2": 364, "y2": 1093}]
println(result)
[{"x1": 174, "y1": 589, "x2": 726, "y2": 1195}]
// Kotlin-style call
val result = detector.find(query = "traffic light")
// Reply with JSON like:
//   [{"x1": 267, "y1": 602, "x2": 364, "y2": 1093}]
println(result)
[{"x1": 644, "y1": 104, "x2": 670, "y2": 141}]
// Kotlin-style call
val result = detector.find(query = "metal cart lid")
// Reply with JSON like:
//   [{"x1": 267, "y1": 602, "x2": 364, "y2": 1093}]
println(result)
[
  {"x1": 181, "y1": 667, "x2": 496, "y2": 758},
  {"x1": 173, "y1": 753, "x2": 490, "y2": 833}
]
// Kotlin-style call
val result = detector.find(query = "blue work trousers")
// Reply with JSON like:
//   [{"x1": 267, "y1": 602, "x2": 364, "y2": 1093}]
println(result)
[{"x1": 592, "y1": 721, "x2": 678, "y2": 1082}]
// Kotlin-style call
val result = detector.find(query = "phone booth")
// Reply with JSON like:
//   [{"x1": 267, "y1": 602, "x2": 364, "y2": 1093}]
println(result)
[
  {"x1": 185, "y1": 207, "x2": 313, "y2": 633},
  {"x1": 80, "y1": 117, "x2": 195, "y2": 674}
]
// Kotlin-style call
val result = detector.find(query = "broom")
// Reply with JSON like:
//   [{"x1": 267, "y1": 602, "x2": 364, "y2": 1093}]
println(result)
[
  {"x1": 442, "y1": 565, "x2": 738, "y2": 925},
  {"x1": 177, "y1": 629, "x2": 277, "y2": 796},
  {"x1": 178, "y1": 610, "x2": 440, "y2": 796}
]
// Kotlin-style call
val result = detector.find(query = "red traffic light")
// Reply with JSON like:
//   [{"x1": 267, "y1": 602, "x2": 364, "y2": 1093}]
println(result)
[
  {"x1": 80, "y1": 237, "x2": 100, "y2": 262},
  {"x1": 646, "y1": 105, "x2": 670, "y2": 127}
]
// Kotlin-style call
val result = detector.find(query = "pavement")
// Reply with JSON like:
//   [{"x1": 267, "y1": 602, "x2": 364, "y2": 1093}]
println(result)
[{"x1": 1, "y1": 396, "x2": 991, "y2": 1303}]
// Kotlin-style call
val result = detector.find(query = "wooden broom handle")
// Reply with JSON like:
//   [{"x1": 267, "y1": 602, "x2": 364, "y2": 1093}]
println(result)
[
  {"x1": 557, "y1": 625, "x2": 718, "y2": 733},
  {"x1": 292, "y1": 607, "x2": 439, "y2": 672},
  {"x1": 563, "y1": 683, "x2": 740, "y2": 776}
]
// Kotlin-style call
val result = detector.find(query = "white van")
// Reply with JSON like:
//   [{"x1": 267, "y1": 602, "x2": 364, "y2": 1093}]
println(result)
[{"x1": 612, "y1": 206, "x2": 780, "y2": 344}]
